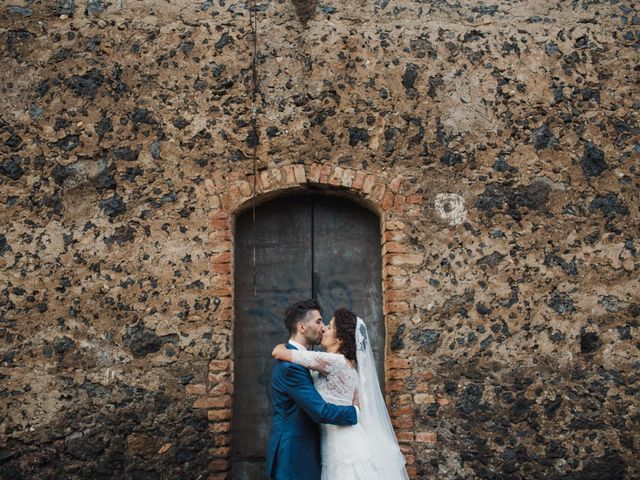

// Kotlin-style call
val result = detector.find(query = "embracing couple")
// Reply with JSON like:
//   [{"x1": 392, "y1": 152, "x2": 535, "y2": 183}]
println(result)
[{"x1": 266, "y1": 299, "x2": 408, "y2": 480}]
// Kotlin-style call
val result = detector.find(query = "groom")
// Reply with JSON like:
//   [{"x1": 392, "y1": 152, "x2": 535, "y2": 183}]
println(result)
[{"x1": 265, "y1": 299, "x2": 358, "y2": 480}]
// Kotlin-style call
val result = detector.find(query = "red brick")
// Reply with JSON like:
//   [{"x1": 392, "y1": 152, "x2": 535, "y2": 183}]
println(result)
[
  {"x1": 393, "y1": 394, "x2": 412, "y2": 405},
  {"x1": 406, "y1": 466, "x2": 417, "y2": 478},
  {"x1": 391, "y1": 417, "x2": 414, "y2": 429},
  {"x1": 238, "y1": 180, "x2": 252, "y2": 198},
  {"x1": 209, "y1": 209, "x2": 229, "y2": 220},
  {"x1": 416, "y1": 370, "x2": 434, "y2": 381},
  {"x1": 293, "y1": 165, "x2": 306, "y2": 184},
  {"x1": 212, "y1": 263, "x2": 232, "y2": 274},
  {"x1": 210, "y1": 218, "x2": 230, "y2": 229},
  {"x1": 211, "y1": 240, "x2": 232, "y2": 253},
  {"x1": 208, "y1": 374, "x2": 231, "y2": 384},
  {"x1": 319, "y1": 165, "x2": 332, "y2": 183},
  {"x1": 211, "y1": 286, "x2": 232, "y2": 297},
  {"x1": 260, "y1": 171, "x2": 271, "y2": 189},
  {"x1": 227, "y1": 170, "x2": 245, "y2": 182},
  {"x1": 209, "y1": 229, "x2": 232, "y2": 241},
  {"x1": 351, "y1": 171, "x2": 366, "y2": 190},
  {"x1": 388, "y1": 174, "x2": 403, "y2": 193},
  {"x1": 370, "y1": 183, "x2": 386, "y2": 204},
  {"x1": 212, "y1": 435, "x2": 231, "y2": 446},
  {"x1": 284, "y1": 165, "x2": 296, "y2": 184},
  {"x1": 396, "y1": 431, "x2": 414, "y2": 443},
  {"x1": 209, "y1": 446, "x2": 231, "y2": 458},
  {"x1": 385, "y1": 290, "x2": 409, "y2": 301},
  {"x1": 382, "y1": 190, "x2": 395, "y2": 211},
  {"x1": 383, "y1": 241, "x2": 407, "y2": 253},
  {"x1": 208, "y1": 409, "x2": 232, "y2": 421},
  {"x1": 385, "y1": 266, "x2": 408, "y2": 277},
  {"x1": 208, "y1": 473, "x2": 228, "y2": 480},
  {"x1": 385, "y1": 220, "x2": 406, "y2": 230},
  {"x1": 229, "y1": 185, "x2": 243, "y2": 202},
  {"x1": 393, "y1": 405, "x2": 413, "y2": 416},
  {"x1": 210, "y1": 382, "x2": 234, "y2": 395},
  {"x1": 270, "y1": 168, "x2": 283, "y2": 185},
  {"x1": 208, "y1": 371, "x2": 231, "y2": 383},
  {"x1": 209, "y1": 422, "x2": 231, "y2": 434},
  {"x1": 209, "y1": 195, "x2": 221, "y2": 209},
  {"x1": 383, "y1": 231, "x2": 402, "y2": 244},
  {"x1": 388, "y1": 356, "x2": 411, "y2": 369},
  {"x1": 209, "y1": 360, "x2": 233, "y2": 372},
  {"x1": 308, "y1": 165, "x2": 321, "y2": 183},
  {"x1": 245, "y1": 173, "x2": 257, "y2": 189},
  {"x1": 388, "y1": 368, "x2": 411, "y2": 379},
  {"x1": 385, "y1": 301, "x2": 409, "y2": 314},
  {"x1": 186, "y1": 384, "x2": 207, "y2": 396},
  {"x1": 329, "y1": 167, "x2": 344, "y2": 186},
  {"x1": 213, "y1": 252, "x2": 232, "y2": 264},
  {"x1": 384, "y1": 274, "x2": 404, "y2": 286},
  {"x1": 385, "y1": 253, "x2": 423, "y2": 266},
  {"x1": 208, "y1": 459, "x2": 230, "y2": 471},
  {"x1": 415, "y1": 432, "x2": 437, "y2": 444},
  {"x1": 212, "y1": 172, "x2": 226, "y2": 190},
  {"x1": 406, "y1": 193, "x2": 423, "y2": 204},
  {"x1": 362, "y1": 175, "x2": 376, "y2": 194},
  {"x1": 193, "y1": 395, "x2": 231, "y2": 409},
  {"x1": 341, "y1": 168, "x2": 355, "y2": 187},
  {"x1": 211, "y1": 272, "x2": 232, "y2": 283},
  {"x1": 387, "y1": 380, "x2": 406, "y2": 392}
]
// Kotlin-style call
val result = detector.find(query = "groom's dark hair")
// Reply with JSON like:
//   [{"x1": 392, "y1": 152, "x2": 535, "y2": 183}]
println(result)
[{"x1": 285, "y1": 299, "x2": 321, "y2": 335}]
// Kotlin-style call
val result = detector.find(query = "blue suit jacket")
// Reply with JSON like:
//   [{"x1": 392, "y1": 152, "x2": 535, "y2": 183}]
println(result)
[{"x1": 265, "y1": 343, "x2": 357, "y2": 480}]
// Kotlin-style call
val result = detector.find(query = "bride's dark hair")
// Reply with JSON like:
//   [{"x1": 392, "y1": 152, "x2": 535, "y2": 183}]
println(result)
[{"x1": 334, "y1": 308, "x2": 357, "y2": 361}]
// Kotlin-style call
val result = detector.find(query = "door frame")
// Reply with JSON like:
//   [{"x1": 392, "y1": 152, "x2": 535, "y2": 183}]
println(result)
[
  {"x1": 200, "y1": 164, "x2": 424, "y2": 478},
  {"x1": 230, "y1": 192, "x2": 384, "y2": 478}
]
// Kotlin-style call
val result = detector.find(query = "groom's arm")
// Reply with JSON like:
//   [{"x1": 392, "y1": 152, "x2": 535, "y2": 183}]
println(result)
[{"x1": 285, "y1": 364, "x2": 357, "y2": 426}]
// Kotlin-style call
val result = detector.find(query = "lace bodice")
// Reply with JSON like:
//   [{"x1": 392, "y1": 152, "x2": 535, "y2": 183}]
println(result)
[{"x1": 290, "y1": 350, "x2": 358, "y2": 406}]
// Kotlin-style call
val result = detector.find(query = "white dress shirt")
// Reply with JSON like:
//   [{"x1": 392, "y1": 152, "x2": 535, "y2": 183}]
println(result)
[{"x1": 287, "y1": 339, "x2": 308, "y2": 351}]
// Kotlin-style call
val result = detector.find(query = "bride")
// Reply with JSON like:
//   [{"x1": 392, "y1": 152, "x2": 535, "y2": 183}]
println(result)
[{"x1": 272, "y1": 308, "x2": 409, "y2": 480}]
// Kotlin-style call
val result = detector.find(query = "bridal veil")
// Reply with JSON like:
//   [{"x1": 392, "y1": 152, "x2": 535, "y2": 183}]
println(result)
[{"x1": 355, "y1": 317, "x2": 409, "y2": 480}]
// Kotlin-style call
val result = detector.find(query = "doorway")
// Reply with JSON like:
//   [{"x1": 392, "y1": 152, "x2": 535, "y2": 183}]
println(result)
[{"x1": 231, "y1": 194, "x2": 384, "y2": 479}]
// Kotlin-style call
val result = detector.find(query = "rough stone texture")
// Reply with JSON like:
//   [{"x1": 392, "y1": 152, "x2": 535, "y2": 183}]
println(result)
[{"x1": 1, "y1": 1, "x2": 639, "y2": 479}]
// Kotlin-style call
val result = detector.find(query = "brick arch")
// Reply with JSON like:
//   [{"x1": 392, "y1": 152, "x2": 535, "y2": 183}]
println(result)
[
  {"x1": 232, "y1": 185, "x2": 383, "y2": 223},
  {"x1": 198, "y1": 163, "x2": 424, "y2": 478}
]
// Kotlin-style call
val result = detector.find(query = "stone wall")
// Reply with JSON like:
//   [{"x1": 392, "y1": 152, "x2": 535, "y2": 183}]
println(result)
[{"x1": 1, "y1": 0, "x2": 638, "y2": 479}]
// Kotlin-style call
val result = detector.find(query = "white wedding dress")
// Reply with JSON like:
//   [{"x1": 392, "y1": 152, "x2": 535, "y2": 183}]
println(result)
[{"x1": 290, "y1": 318, "x2": 409, "y2": 480}]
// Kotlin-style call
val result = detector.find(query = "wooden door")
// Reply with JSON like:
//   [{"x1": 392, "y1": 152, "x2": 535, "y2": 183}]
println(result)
[{"x1": 231, "y1": 194, "x2": 383, "y2": 479}]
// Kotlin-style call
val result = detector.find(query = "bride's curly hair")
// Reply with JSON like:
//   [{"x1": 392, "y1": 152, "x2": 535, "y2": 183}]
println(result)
[{"x1": 334, "y1": 308, "x2": 357, "y2": 361}]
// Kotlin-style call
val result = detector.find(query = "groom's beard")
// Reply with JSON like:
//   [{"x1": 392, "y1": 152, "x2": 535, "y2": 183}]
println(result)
[{"x1": 305, "y1": 331, "x2": 322, "y2": 346}]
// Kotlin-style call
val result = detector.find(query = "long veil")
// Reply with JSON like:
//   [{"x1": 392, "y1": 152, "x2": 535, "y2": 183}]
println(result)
[{"x1": 355, "y1": 317, "x2": 409, "y2": 479}]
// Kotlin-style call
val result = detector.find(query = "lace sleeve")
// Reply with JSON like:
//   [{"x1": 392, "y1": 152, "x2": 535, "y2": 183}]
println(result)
[{"x1": 290, "y1": 350, "x2": 345, "y2": 376}]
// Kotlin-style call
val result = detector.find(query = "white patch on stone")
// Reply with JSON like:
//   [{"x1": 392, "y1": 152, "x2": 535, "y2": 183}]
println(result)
[{"x1": 434, "y1": 193, "x2": 467, "y2": 226}]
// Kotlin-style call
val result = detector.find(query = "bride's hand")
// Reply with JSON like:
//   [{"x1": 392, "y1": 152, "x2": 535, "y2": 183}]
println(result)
[{"x1": 272, "y1": 343, "x2": 287, "y2": 359}]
